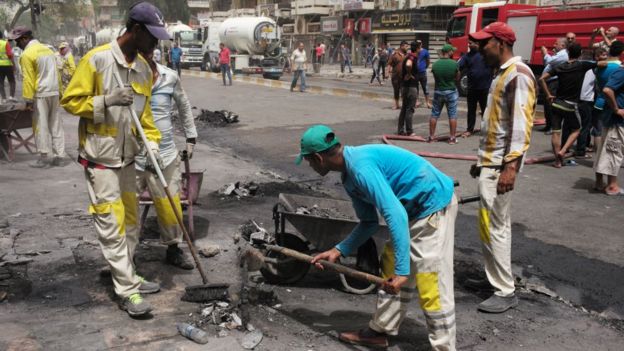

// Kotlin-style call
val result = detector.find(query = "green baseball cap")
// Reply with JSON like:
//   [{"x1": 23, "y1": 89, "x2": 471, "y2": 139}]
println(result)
[
  {"x1": 441, "y1": 43, "x2": 456, "y2": 53},
  {"x1": 295, "y1": 125, "x2": 340, "y2": 165}
]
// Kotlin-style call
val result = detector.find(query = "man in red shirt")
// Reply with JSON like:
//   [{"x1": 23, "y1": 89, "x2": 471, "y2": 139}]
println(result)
[
  {"x1": 219, "y1": 42, "x2": 232, "y2": 86},
  {"x1": 315, "y1": 43, "x2": 323, "y2": 65}
]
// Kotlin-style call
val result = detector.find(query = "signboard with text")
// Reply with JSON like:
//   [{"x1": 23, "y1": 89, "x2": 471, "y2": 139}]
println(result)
[
  {"x1": 321, "y1": 16, "x2": 343, "y2": 34},
  {"x1": 358, "y1": 18, "x2": 371, "y2": 34},
  {"x1": 343, "y1": 0, "x2": 363, "y2": 11},
  {"x1": 344, "y1": 18, "x2": 355, "y2": 37},
  {"x1": 372, "y1": 10, "x2": 421, "y2": 31}
]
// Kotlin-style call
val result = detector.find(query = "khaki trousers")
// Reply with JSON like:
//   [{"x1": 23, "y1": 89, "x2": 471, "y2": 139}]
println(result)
[
  {"x1": 369, "y1": 195, "x2": 458, "y2": 351},
  {"x1": 84, "y1": 164, "x2": 140, "y2": 298},
  {"x1": 32, "y1": 96, "x2": 64, "y2": 157},
  {"x1": 136, "y1": 157, "x2": 183, "y2": 245},
  {"x1": 594, "y1": 124, "x2": 624, "y2": 177},
  {"x1": 478, "y1": 167, "x2": 515, "y2": 297}
]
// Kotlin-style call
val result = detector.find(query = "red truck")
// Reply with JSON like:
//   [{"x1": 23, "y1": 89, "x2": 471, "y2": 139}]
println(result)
[{"x1": 446, "y1": 1, "x2": 624, "y2": 95}]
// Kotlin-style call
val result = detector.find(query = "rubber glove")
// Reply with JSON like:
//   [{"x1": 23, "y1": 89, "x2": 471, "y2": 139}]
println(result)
[{"x1": 104, "y1": 87, "x2": 134, "y2": 107}]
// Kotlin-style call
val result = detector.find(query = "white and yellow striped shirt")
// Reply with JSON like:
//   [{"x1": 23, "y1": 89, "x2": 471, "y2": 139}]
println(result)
[{"x1": 478, "y1": 56, "x2": 536, "y2": 167}]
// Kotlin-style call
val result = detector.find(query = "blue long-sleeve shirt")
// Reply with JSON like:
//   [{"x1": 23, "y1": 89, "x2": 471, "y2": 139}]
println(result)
[
  {"x1": 335, "y1": 145, "x2": 454, "y2": 276},
  {"x1": 543, "y1": 49, "x2": 568, "y2": 75},
  {"x1": 458, "y1": 49, "x2": 492, "y2": 90}
]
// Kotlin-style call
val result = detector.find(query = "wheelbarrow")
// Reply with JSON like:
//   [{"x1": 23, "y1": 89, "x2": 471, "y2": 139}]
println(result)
[
  {"x1": 260, "y1": 193, "x2": 389, "y2": 294},
  {"x1": 0, "y1": 103, "x2": 35, "y2": 162},
  {"x1": 259, "y1": 188, "x2": 480, "y2": 295}
]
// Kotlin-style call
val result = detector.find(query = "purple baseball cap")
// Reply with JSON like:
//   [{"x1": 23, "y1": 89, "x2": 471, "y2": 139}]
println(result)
[
  {"x1": 7, "y1": 26, "x2": 32, "y2": 40},
  {"x1": 128, "y1": 1, "x2": 170, "y2": 40}
]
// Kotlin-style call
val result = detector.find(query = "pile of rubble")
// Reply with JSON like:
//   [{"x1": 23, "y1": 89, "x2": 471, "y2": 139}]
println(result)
[
  {"x1": 195, "y1": 109, "x2": 239, "y2": 127},
  {"x1": 217, "y1": 181, "x2": 260, "y2": 199},
  {"x1": 294, "y1": 204, "x2": 355, "y2": 220}
]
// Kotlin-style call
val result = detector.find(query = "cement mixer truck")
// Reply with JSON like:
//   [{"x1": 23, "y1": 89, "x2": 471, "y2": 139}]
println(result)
[
  {"x1": 200, "y1": 17, "x2": 283, "y2": 80},
  {"x1": 95, "y1": 27, "x2": 124, "y2": 46}
]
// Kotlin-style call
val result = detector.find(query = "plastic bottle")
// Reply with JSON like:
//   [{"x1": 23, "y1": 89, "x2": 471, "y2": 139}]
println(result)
[{"x1": 177, "y1": 323, "x2": 209, "y2": 344}]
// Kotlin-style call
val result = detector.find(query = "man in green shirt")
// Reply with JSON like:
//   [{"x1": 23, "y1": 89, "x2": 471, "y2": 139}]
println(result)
[{"x1": 429, "y1": 44, "x2": 460, "y2": 144}]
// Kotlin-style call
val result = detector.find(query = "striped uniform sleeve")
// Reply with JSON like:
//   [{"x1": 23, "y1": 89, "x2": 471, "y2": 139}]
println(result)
[
  {"x1": 60, "y1": 54, "x2": 104, "y2": 123},
  {"x1": 20, "y1": 53, "x2": 36, "y2": 101},
  {"x1": 503, "y1": 68, "x2": 536, "y2": 163}
]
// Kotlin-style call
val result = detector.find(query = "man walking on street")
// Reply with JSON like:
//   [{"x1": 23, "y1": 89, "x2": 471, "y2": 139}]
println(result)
[
  {"x1": 290, "y1": 42, "x2": 307, "y2": 93},
  {"x1": 387, "y1": 41, "x2": 407, "y2": 110},
  {"x1": 340, "y1": 43, "x2": 353, "y2": 74},
  {"x1": 539, "y1": 43, "x2": 597, "y2": 168},
  {"x1": 429, "y1": 44, "x2": 460, "y2": 144},
  {"x1": 299, "y1": 125, "x2": 458, "y2": 350},
  {"x1": 55, "y1": 42, "x2": 76, "y2": 96},
  {"x1": 0, "y1": 32, "x2": 17, "y2": 103},
  {"x1": 469, "y1": 22, "x2": 536, "y2": 313},
  {"x1": 397, "y1": 42, "x2": 420, "y2": 136},
  {"x1": 9, "y1": 26, "x2": 66, "y2": 168},
  {"x1": 219, "y1": 42, "x2": 232, "y2": 86},
  {"x1": 169, "y1": 41, "x2": 182, "y2": 76},
  {"x1": 136, "y1": 48, "x2": 197, "y2": 270},
  {"x1": 415, "y1": 40, "x2": 432, "y2": 108},
  {"x1": 459, "y1": 39, "x2": 492, "y2": 137},
  {"x1": 61, "y1": 1, "x2": 169, "y2": 317}
]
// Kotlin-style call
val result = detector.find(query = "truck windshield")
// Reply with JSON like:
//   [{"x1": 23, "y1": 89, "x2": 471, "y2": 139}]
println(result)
[
  {"x1": 447, "y1": 16, "x2": 467, "y2": 38},
  {"x1": 178, "y1": 31, "x2": 202, "y2": 45}
]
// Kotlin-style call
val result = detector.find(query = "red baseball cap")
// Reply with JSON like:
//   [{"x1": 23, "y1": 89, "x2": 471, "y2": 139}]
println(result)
[{"x1": 469, "y1": 22, "x2": 516, "y2": 45}]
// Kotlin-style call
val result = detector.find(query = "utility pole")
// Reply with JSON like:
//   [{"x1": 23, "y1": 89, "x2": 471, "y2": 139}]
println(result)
[{"x1": 29, "y1": 0, "x2": 38, "y2": 33}]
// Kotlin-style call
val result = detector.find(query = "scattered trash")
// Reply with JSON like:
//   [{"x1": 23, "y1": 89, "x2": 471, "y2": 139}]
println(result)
[
  {"x1": 241, "y1": 329, "x2": 263, "y2": 349},
  {"x1": 294, "y1": 204, "x2": 354, "y2": 220},
  {"x1": 218, "y1": 181, "x2": 259, "y2": 198},
  {"x1": 201, "y1": 305, "x2": 215, "y2": 317},
  {"x1": 196, "y1": 109, "x2": 239, "y2": 127},
  {"x1": 257, "y1": 170, "x2": 283, "y2": 180},
  {"x1": 233, "y1": 233, "x2": 241, "y2": 244},
  {"x1": 177, "y1": 323, "x2": 209, "y2": 344},
  {"x1": 217, "y1": 330, "x2": 229, "y2": 338},
  {"x1": 199, "y1": 244, "x2": 221, "y2": 258}
]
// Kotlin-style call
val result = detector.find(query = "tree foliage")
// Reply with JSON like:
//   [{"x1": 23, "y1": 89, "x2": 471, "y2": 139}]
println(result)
[{"x1": 116, "y1": 0, "x2": 191, "y2": 24}]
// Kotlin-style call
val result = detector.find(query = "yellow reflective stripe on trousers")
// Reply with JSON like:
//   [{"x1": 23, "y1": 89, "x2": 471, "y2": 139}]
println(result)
[
  {"x1": 478, "y1": 207, "x2": 491, "y2": 244},
  {"x1": 416, "y1": 272, "x2": 441, "y2": 312},
  {"x1": 380, "y1": 242, "x2": 395, "y2": 280},
  {"x1": 88, "y1": 198, "x2": 126, "y2": 236},
  {"x1": 152, "y1": 194, "x2": 182, "y2": 227},
  {"x1": 121, "y1": 191, "x2": 138, "y2": 226}
]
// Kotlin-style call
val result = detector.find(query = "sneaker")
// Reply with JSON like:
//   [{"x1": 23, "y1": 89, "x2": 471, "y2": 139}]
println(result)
[
  {"x1": 120, "y1": 293, "x2": 152, "y2": 316},
  {"x1": 477, "y1": 294, "x2": 518, "y2": 313},
  {"x1": 137, "y1": 275, "x2": 160, "y2": 294},
  {"x1": 30, "y1": 157, "x2": 51, "y2": 169},
  {"x1": 448, "y1": 137, "x2": 458, "y2": 145},
  {"x1": 166, "y1": 245, "x2": 195, "y2": 270},
  {"x1": 339, "y1": 328, "x2": 389, "y2": 348},
  {"x1": 51, "y1": 156, "x2": 69, "y2": 167}
]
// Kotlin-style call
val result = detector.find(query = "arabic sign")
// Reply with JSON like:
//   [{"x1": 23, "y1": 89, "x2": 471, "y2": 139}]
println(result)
[
  {"x1": 372, "y1": 10, "x2": 420, "y2": 31},
  {"x1": 358, "y1": 18, "x2": 371, "y2": 34},
  {"x1": 282, "y1": 24, "x2": 294, "y2": 34},
  {"x1": 344, "y1": 18, "x2": 355, "y2": 37},
  {"x1": 308, "y1": 22, "x2": 321, "y2": 34},
  {"x1": 321, "y1": 17, "x2": 343, "y2": 34}
]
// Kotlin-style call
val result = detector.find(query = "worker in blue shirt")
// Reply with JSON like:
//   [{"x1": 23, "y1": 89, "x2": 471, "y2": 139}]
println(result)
[{"x1": 300, "y1": 125, "x2": 458, "y2": 350}]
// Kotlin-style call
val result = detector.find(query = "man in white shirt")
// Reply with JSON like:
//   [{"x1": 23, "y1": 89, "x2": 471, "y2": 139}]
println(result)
[{"x1": 290, "y1": 42, "x2": 307, "y2": 93}]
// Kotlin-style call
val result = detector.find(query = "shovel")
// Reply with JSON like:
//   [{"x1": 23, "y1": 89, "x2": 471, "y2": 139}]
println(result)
[{"x1": 113, "y1": 70, "x2": 228, "y2": 302}]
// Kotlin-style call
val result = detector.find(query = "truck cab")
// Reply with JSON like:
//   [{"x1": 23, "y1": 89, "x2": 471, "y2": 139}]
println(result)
[{"x1": 175, "y1": 30, "x2": 204, "y2": 68}]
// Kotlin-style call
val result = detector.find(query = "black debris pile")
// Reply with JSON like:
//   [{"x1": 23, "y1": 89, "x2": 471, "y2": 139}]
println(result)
[
  {"x1": 217, "y1": 181, "x2": 259, "y2": 199},
  {"x1": 196, "y1": 109, "x2": 239, "y2": 127}
]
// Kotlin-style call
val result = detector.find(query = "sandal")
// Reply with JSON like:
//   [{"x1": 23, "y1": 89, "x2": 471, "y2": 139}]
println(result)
[
  {"x1": 605, "y1": 188, "x2": 624, "y2": 196},
  {"x1": 426, "y1": 136, "x2": 436, "y2": 143},
  {"x1": 448, "y1": 137, "x2": 458, "y2": 145}
]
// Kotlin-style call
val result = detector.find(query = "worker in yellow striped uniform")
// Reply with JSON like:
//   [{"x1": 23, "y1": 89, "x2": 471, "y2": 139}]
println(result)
[
  {"x1": 55, "y1": 42, "x2": 76, "y2": 96},
  {"x1": 0, "y1": 31, "x2": 17, "y2": 103},
  {"x1": 8, "y1": 26, "x2": 65, "y2": 168},
  {"x1": 60, "y1": 1, "x2": 170, "y2": 317},
  {"x1": 469, "y1": 22, "x2": 536, "y2": 313}
]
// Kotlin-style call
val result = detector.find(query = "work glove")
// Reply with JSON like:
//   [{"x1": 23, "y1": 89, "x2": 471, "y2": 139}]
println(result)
[
  {"x1": 144, "y1": 141, "x2": 164, "y2": 175},
  {"x1": 104, "y1": 87, "x2": 134, "y2": 107}
]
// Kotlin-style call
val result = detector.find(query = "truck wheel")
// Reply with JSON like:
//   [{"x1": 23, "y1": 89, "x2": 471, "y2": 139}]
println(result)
[
  {"x1": 200, "y1": 60, "x2": 207, "y2": 71},
  {"x1": 260, "y1": 233, "x2": 310, "y2": 285},
  {"x1": 458, "y1": 72, "x2": 468, "y2": 97}
]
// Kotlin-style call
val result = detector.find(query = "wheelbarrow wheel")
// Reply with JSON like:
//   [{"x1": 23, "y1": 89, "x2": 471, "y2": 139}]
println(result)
[
  {"x1": 261, "y1": 233, "x2": 311, "y2": 285},
  {"x1": 339, "y1": 238, "x2": 380, "y2": 295}
]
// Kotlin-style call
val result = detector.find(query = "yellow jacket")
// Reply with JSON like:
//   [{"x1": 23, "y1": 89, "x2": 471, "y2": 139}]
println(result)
[
  {"x1": 61, "y1": 40, "x2": 161, "y2": 168},
  {"x1": 56, "y1": 51, "x2": 76, "y2": 95},
  {"x1": 20, "y1": 39, "x2": 60, "y2": 101}
]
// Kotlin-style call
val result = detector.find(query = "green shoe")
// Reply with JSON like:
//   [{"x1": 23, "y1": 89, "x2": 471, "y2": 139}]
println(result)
[
  {"x1": 120, "y1": 293, "x2": 152, "y2": 316},
  {"x1": 137, "y1": 275, "x2": 160, "y2": 294}
]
